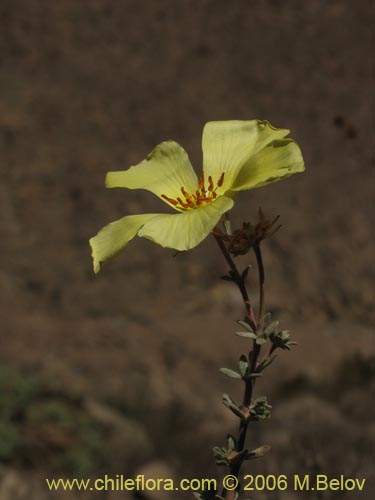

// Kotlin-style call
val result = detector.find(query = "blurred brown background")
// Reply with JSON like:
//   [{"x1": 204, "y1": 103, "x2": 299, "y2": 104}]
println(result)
[{"x1": 0, "y1": 1, "x2": 373, "y2": 499}]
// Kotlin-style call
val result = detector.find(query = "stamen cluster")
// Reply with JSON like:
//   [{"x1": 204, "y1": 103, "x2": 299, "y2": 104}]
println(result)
[{"x1": 162, "y1": 172, "x2": 225, "y2": 210}]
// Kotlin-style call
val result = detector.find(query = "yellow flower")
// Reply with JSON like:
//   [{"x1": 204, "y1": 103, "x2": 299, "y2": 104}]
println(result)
[{"x1": 89, "y1": 120, "x2": 304, "y2": 273}]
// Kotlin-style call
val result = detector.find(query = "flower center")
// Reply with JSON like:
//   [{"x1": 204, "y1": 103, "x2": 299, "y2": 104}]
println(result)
[{"x1": 161, "y1": 172, "x2": 225, "y2": 210}]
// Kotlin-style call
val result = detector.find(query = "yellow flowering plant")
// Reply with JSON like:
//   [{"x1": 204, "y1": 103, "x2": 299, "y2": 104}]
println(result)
[
  {"x1": 89, "y1": 119, "x2": 305, "y2": 500},
  {"x1": 89, "y1": 120, "x2": 304, "y2": 273}
]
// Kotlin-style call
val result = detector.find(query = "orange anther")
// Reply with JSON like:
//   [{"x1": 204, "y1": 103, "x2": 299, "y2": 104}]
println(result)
[
  {"x1": 161, "y1": 194, "x2": 178, "y2": 206},
  {"x1": 208, "y1": 176, "x2": 214, "y2": 191},
  {"x1": 198, "y1": 172, "x2": 205, "y2": 190},
  {"x1": 177, "y1": 197, "x2": 189, "y2": 209},
  {"x1": 200, "y1": 196, "x2": 211, "y2": 203},
  {"x1": 181, "y1": 187, "x2": 192, "y2": 200},
  {"x1": 217, "y1": 172, "x2": 225, "y2": 187}
]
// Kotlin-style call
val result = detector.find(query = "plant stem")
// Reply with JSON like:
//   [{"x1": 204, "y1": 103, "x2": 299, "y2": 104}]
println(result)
[
  {"x1": 214, "y1": 235, "x2": 257, "y2": 328},
  {"x1": 214, "y1": 236, "x2": 266, "y2": 499},
  {"x1": 254, "y1": 244, "x2": 265, "y2": 333}
]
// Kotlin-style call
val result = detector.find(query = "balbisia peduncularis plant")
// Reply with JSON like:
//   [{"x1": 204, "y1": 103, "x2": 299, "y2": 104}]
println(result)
[{"x1": 89, "y1": 120, "x2": 305, "y2": 499}]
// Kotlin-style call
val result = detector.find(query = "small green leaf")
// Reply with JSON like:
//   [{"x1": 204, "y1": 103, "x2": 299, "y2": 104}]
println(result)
[
  {"x1": 246, "y1": 444, "x2": 271, "y2": 459},
  {"x1": 238, "y1": 355, "x2": 248, "y2": 376},
  {"x1": 265, "y1": 320, "x2": 279, "y2": 335},
  {"x1": 255, "y1": 337, "x2": 268, "y2": 345},
  {"x1": 235, "y1": 331, "x2": 257, "y2": 340},
  {"x1": 223, "y1": 393, "x2": 234, "y2": 405},
  {"x1": 227, "y1": 434, "x2": 236, "y2": 452},
  {"x1": 219, "y1": 368, "x2": 242, "y2": 379},
  {"x1": 222, "y1": 394, "x2": 243, "y2": 418},
  {"x1": 237, "y1": 320, "x2": 255, "y2": 333},
  {"x1": 216, "y1": 459, "x2": 229, "y2": 466}
]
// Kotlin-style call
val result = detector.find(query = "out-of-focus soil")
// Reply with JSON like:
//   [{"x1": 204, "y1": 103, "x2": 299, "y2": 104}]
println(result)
[{"x1": 0, "y1": 1, "x2": 373, "y2": 499}]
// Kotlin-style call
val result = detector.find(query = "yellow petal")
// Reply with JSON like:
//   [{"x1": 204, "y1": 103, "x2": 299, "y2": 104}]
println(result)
[
  {"x1": 89, "y1": 214, "x2": 158, "y2": 273},
  {"x1": 202, "y1": 120, "x2": 289, "y2": 193},
  {"x1": 105, "y1": 141, "x2": 198, "y2": 210},
  {"x1": 230, "y1": 139, "x2": 305, "y2": 191},
  {"x1": 138, "y1": 196, "x2": 234, "y2": 251}
]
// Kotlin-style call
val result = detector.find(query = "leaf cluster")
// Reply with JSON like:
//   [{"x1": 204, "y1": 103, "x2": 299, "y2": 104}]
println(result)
[
  {"x1": 235, "y1": 313, "x2": 296, "y2": 353},
  {"x1": 222, "y1": 394, "x2": 272, "y2": 423},
  {"x1": 213, "y1": 434, "x2": 271, "y2": 467}
]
